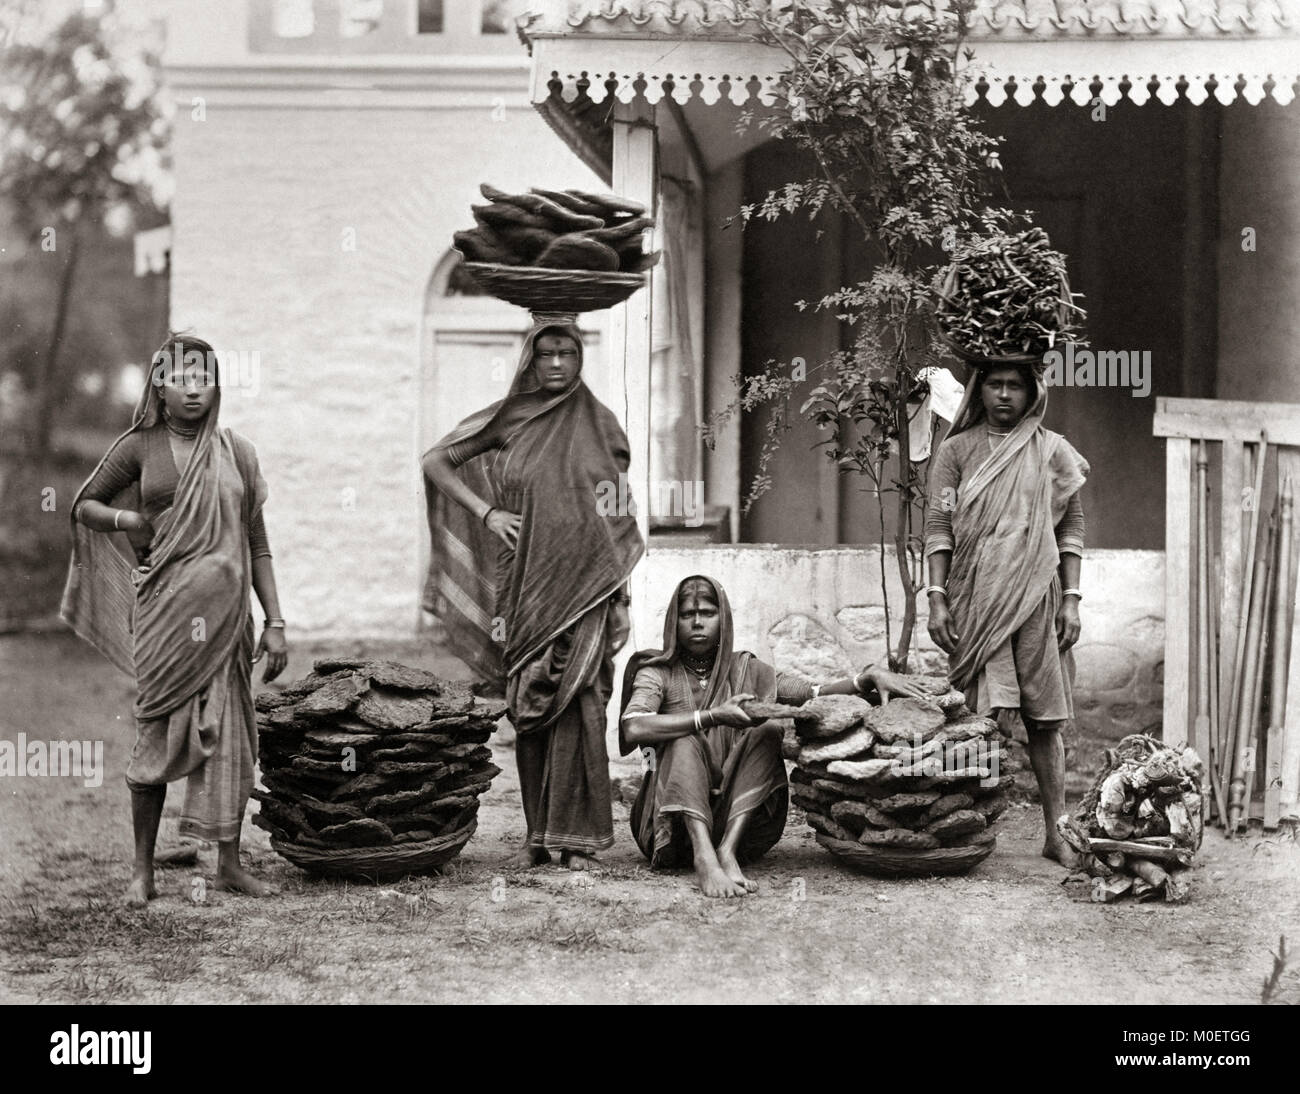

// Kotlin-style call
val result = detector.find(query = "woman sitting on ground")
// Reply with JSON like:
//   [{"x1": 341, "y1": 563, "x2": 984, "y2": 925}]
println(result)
[{"x1": 619, "y1": 574, "x2": 927, "y2": 899}]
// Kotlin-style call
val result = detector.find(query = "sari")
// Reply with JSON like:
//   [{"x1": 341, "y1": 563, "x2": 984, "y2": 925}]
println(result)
[
  {"x1": 61, "y1": 357, "x2": 267, "y2": 842},
  {"x1": 619, "y1": 576, "x2": 791, "y2": 868},
  {"x1": 423, "y1": 320, "x2": 644, "y2": 853},
  {"x1": 925, "y1": 372, "x2": 1089, "y2": 722}
]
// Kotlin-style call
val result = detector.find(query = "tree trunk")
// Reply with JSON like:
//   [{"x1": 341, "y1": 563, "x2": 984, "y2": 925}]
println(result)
[
  {"x1": 892, "y1": 358, "x2": 916, "y2": 671},
  {"x1": 32, "y1": 219, "x2": 81, "y2": 460}
]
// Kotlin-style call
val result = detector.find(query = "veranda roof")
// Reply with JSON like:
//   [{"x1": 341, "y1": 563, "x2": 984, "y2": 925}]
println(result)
[{"x1": 521, "y1": 0, "x2": 1300, "y2": 111}]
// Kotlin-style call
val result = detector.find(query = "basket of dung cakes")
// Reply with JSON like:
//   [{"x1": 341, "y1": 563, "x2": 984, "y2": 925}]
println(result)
[
  {"x1": 253, "y1": 659, "x2": 503, "y2": 882},
  {"x1": 453, "y1": 184, "x2": 658, "y2": 312},
  {"x1": 764, "y1": 678, "x2": 1015, "y2": 876}
]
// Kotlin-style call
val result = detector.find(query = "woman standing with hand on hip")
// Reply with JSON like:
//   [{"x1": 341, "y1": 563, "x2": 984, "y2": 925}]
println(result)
[
  {"x1": 422, "y1": 317, "x2": 644, "y2": 871},
  {"x1": 62, "y1": 334, "x2": 288, "y2": 905}
]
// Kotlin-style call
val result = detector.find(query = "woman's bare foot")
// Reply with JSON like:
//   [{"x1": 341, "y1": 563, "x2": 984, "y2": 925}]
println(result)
[
  {"x1": 214, "y1": 865, "x2": 274, "y2": 896},
  {"x1": 716, "y1": 848, "x2": 758, "y2": 893},
  {"x1": 560, "y1": 850, "x2": 599, "y2": 872},
  {"x1": 504, "y1": 844, "x2": 551, "y2": 869},
  {"x1": 1042, "y1": 835, "x2": 1080, "y2": 869},
  {"x1": 694, "y1": 857, "x2": 747, "y2": 899},
  {"x1": 123, "y1": 873, "x2": 157, "y2": 907}
]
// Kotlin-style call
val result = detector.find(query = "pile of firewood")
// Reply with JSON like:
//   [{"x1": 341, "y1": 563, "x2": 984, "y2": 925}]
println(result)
[
  {"x1": 1058, "y1": 734, "x2": 1204, "y2": 903},
  {"x1": 454, "y1": 184, "x2": 656, "y2": 273},
  {"x1": 252, "y1": 659, "x2": 503, "y2": 877},
  {"x1": 758, "y1": 679, "x2": 1014, "y2": 876}
]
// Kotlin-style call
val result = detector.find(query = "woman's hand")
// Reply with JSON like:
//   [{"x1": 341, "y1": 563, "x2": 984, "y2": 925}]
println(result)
[
  {"x1": 861, "y1": 667, "x2": 930, "y2": 701},
  {"x1": 927, "y1": 599, "x2": 960, "y2": 656},
  {"x1": 608, "y1": 602, "x2": 631, "y2": 655},
  {"x1": 1056, "y1": 597, "x2": 1081, "y2": 652},
  {"x1": 119, "y1": 510, "x2": 155, "y2": 551},
  {"x1": 255, "y1": 627, "x2": 289, "y2": 683},
  {"x1": 708, "y1": 692, "x2": 756, "y2": 728},
  {"x1": 485, "y1": 509, "x2": 521, "y2": 550}
]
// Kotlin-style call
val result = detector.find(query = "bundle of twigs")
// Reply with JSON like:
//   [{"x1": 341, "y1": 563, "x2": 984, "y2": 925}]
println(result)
[
  {"x1": 934, "y1": 226, "x2": 1085, "y2": 362},
  {"x1": 1058, "y1": 734, "x2": 1204, "y2": 903}
]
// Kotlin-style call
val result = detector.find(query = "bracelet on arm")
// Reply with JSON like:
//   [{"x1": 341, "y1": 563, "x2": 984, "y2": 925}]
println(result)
[
  {"x1": 264, "y1": 618, "x2": 286, "y2": 629},
  {"x1": 925, "y1": 585, "x2": 947, "y2": 598},
  {"x1": 692, "y1": 710, "x2": 703, "y2": 732},
  {"x1": 481, "y1": 506, "x2": 496, "y2": 526},
  {"x1": 113, "y1": 509, "x2": 124, "y2": 531},
  {"x1": 810, "y1": 683, "x2": 821, "y2": 700},
  {"x1": 1062, "y1": 588, "x2": 1082, "y2": 600}
]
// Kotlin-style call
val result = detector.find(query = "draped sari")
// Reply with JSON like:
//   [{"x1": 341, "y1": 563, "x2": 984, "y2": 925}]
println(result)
[
  {"x1": 925, "y1": 372, "x2": 1089, "y2": 721},
  {"x1": 61, "y1": 360, "x2": 267, "y2": 841},
  {"x1": 619, "y1": 576, "x2": 790, "y2": 867},
  {"x1": 423, "y1": 321, "x2": 644, "y2": 852}
]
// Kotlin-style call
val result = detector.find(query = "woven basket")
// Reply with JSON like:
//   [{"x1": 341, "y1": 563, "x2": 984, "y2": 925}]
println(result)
[
  {"x1": 270, "y1": 817, "x2": 478, "y2": 883},
  {"x1": 460, "y1": 261, "x2": 649, "y2": 313},
  {"x1": 815, "y1": 833, "x2": 996, "y2": 877}
]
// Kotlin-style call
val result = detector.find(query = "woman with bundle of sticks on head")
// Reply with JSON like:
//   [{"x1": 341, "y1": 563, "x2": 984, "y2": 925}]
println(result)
[
  {"x1": 619, "y1": 574, "x2": 928, "y2": 898},
  {"x1": 422, "y1": 317, "x2": 643, "y2": 872},
  {"x1": 62, "y1": 333, "x2": 287, "y2": 905},
  {"x1": 924, "y1": 361, "x2": 1089, "y2": 867}
]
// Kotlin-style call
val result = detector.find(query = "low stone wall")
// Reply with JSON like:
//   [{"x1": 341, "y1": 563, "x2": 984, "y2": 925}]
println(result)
[{"x1": 629, "y1": 545, "x2": 1167, "y2": 743}]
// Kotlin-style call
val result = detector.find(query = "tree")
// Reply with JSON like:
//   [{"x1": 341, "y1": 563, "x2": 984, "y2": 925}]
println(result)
[
  {"x1": 707, "y1": 0, "x2": 1019, "y2": 670},
  {"x1": 0, "y1": 2, "x2": 169, "y2": 458}
]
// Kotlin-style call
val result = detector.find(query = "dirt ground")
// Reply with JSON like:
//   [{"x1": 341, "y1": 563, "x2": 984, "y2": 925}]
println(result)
[{"x1": 2, "y1": 632, "x2": 1297, "y2": 1005}]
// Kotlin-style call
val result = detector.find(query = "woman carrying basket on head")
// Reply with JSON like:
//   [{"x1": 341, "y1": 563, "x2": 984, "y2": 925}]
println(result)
[
  {"x1": 421, "y1": 318, "x2": 643, "y2": 871},
  {"x1": 924, "y1": 360, "x2": 1089, "y2": 867},
  {"x1": 63, "y1": 334, "x2": 288, "y2": 905}
]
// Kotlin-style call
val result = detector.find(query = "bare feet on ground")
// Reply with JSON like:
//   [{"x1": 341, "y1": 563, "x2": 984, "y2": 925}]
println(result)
[
  {"x1": 561, "y1": 850, "x2": 599, "y2": 872},
  {"x1": 716, "y1": 848, "x2": 758, "y2": 893},
  {"x1": 694, "y1": 857, "x2": 747, "y2": 898},
  {"x1": 214, "y1": 865, "x2": 274, "y2": 896},
  {"x1": 123, "y1": 873, "x2": 157, "y2": 907},
  {"x1": 503, "y1": 844, "x2": 551, "y2": 869},
  {"x1": 1042, "y1": 835, "x2": 1080, "y2": 869}
]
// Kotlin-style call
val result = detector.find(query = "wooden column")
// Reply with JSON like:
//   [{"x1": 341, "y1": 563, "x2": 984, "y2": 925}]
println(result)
[{"x1": 610, "y1": 99, "x2": 658, "y2": 645}]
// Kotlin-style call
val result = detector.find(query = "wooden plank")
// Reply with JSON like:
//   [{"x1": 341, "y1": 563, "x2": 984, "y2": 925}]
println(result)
[
  {"x1": 1279, "y1": 450, "x2": 1300, "y2": 819},
  {"x1": 1218, "y1": 438, "x2": 1244, "y2": 748},
  {"x1": 1164, "y1": 437, "x2": 1193, "y2": 746},
  {"x1": 1154, "y1": 397, "x2": 1300, "y2": 446}
]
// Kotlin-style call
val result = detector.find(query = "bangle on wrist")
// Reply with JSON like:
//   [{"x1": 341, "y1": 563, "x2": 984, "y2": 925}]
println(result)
[
  {"x1": 264, "y1": 618, "x2": 285, "y2": 628},
  {"x1": 810, "y1": 683, "x2": 821, "y2": 699},
  {"x1": 693, "y1": 710, "x2": 703, "y2": 732},
  {"x1": 1062, "y1": 588, "x2": 1082, "y2": 600},
  {"x1": 113, "y1": 509, "x2": 124, "y2": 531},
  {"x1": 481, "y1": 506, "x2": 496, "y2": 526},
  {"x1": 925, "y1": 585, "x2": 947, "y2": 598}
]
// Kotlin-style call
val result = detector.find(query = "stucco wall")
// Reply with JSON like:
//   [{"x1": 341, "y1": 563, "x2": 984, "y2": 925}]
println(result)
[{"x1": 627, "y1": 545, "x2": 1167, "y2": 743}]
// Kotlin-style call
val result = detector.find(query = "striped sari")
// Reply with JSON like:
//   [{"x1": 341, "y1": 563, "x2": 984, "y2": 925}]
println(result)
[{"x1": 423, "y1": 320, "x2": 643, "y2": 852}]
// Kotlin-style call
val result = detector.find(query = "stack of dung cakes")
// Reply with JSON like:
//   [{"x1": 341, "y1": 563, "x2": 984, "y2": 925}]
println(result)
[
  {"x1": 761, "y1": 678, "x2": 1015, "y2": 876},
  {"x1": 253, "y1": 659, "x2": 504, "y2": 882}
]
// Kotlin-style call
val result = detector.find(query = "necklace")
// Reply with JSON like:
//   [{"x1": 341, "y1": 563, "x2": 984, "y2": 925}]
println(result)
[
  {"x1": 985, "y1": 427, "x2": 1011, "y2": 437},
  {"x1": 680, "y1": 649, "x2": 715, "y2": 681},
  {"x1": 162, "y1": 410, "x2": 201, "y2": 439}
]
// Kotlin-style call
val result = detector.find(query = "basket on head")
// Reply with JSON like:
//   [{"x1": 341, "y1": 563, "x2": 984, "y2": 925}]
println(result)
[{"x1": 459, "y1": 261, "x2": 650, "y2": 313}]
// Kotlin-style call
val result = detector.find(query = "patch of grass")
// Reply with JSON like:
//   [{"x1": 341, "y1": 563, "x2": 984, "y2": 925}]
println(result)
[
  {"x1": 149, "y1": 943, "x2": 202, "y2": 983},
  {"x1": 2, "y1": 899, "x2": 212, "y2": 959},
  {"x1": 53, "y1": 959, "x2": 137, "y2": 1003},
  {"x1": 242, "y1": 937, "x2": 323, "y2": 982}
]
